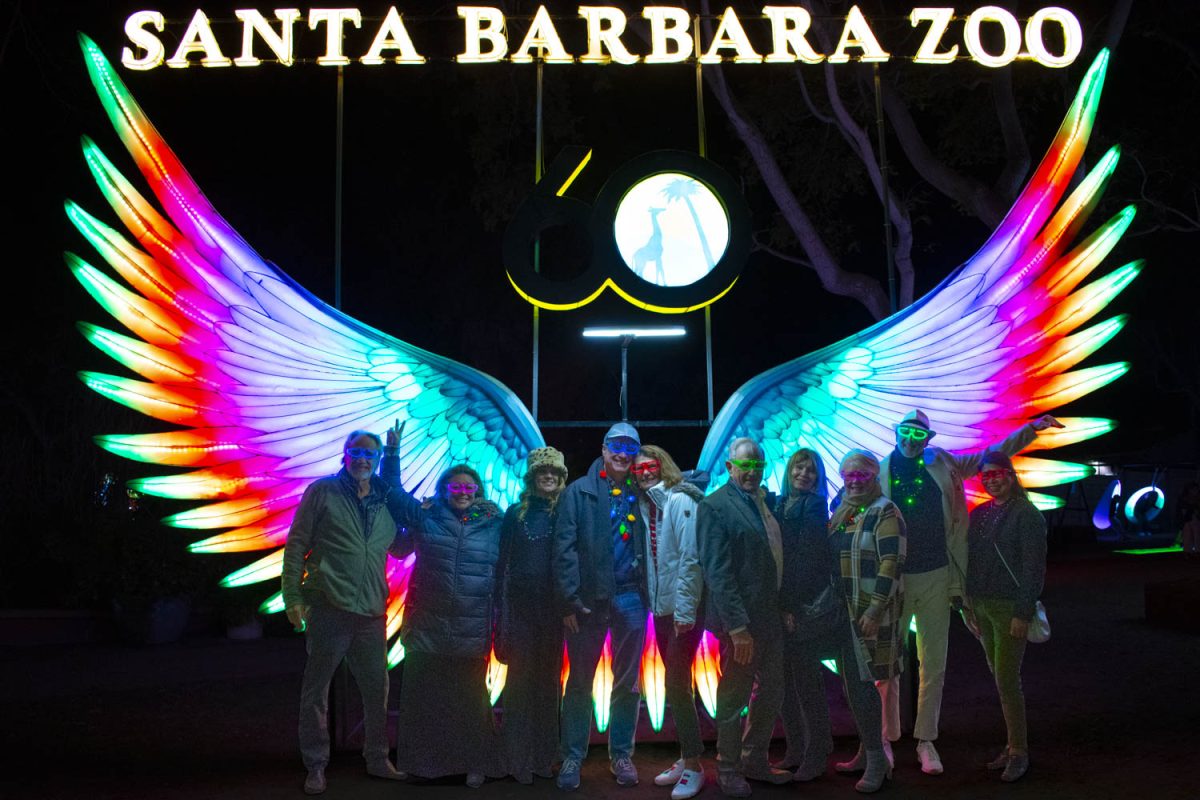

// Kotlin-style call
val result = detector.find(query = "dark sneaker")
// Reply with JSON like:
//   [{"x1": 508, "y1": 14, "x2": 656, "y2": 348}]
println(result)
[
  {"x1": 557, "y1": 758, "x2": 582, "y2": 791},
  {"x1": 717, "y1": 770, "x2": 752, "y2": 797},
  {"x1": 611, "y1": 756, "x2": 639, "y2": 787},
  {"x1": 303, "y1": 768, "x2": 326, "y2": 795}
]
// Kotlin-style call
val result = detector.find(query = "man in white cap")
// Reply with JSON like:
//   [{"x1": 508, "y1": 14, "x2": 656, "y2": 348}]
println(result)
[
  {"x1": 553, "y1": 423, "x2": 647, "y2": 791},
  {"x1": 876, "y1": 410, "x2": 1062, "y2": 775}
]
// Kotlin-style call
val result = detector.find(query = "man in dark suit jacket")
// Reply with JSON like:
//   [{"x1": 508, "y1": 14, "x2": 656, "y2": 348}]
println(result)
[{"x1": 698, "y1": 438, "x2": 791, "y2": 796}]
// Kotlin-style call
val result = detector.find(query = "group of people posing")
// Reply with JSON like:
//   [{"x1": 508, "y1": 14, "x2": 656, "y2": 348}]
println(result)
[{"x1": 281, "y1": 410, "x2": 1062, "y2": 796}]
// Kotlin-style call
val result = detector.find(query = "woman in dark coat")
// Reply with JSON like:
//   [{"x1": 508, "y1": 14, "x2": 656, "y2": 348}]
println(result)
[
  {"x1": 496, "y1": 447, "x2": 568, "y2": 784},
  {"x1": 963, "y1": 451, "x2": 1047, "y2": 783},
  {"x1": 775, "y1": 447, "x2": 835, "y2": 781},
  {"x1": 386, "y1": 456, "x2": 504, "y2": 788}
]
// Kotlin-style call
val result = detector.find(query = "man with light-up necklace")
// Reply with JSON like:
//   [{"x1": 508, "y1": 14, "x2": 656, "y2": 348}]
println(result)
[
  {"x1": 553, "y1": 423, "x2": 648, "y2": 791},
  {"x1": 874, "y1": 409, "x2": 1062, "y2": 776}
]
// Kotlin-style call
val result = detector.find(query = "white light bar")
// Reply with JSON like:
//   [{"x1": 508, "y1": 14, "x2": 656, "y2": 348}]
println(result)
[{"x1": 582, "y1": 327, "x2": 686, "y2": 338}]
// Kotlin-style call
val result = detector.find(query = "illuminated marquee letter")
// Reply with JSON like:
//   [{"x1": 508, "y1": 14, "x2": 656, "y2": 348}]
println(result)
[
  {"x1": 642, "y1": 7, "x2": 692, "y2": 64},
  {"x1": 361, "y1": 7, "x2": 426, "y2": 64},
  {"x1": 511, "y1": 5, "x2": 573, "y2": 63},
  {"x1": 1025, "y1": 7, "x2": 1082, "y2": 68},
  {"x1": 910, "y1": 7, "x2": 958, "y2": 64},
  {"x1": 122, "y1": 11, "x2": 166, "y2": 71},
  {"x1": 762, "y1": 6, "x2": 824, "y2": 64},
  {"x1": 578, "y1": 6, "x2": 639, "y2": 64},
  {"x1": 828, "y1": 5, "x2": 890, "y2": 64},
  {"x1": 166, "y1": 10, "x2": 233, "y2": 68},
  {"x1": 233, "y1": 9, "x2": 302, "y2": 67},
  {"x1": 308, "y1": 8, "x2": 363, "y2": 66},
  {"x1": 699, "y1": 7, "x2": 762, "y2": 64},
  {"x1": 458, "y1": 6, "x2": 508, "y2": 63},
  {"x1": 964, "y1": 6, "x2": 1021, "y2": 68}
]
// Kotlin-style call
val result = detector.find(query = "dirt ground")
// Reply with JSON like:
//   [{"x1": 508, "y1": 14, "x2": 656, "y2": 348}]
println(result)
[{"x1": 2, "y1": 551, "x2": 1195, "y2": 800}]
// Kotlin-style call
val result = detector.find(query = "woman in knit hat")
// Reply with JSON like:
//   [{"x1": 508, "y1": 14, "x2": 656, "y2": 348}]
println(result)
[{"x1": 496, "y1": 446, "x2": 569, "y2": 785}]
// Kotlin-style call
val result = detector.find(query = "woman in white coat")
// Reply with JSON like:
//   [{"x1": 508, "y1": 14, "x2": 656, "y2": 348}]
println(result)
[{"x1": 634, "y1": 445, "x2": 706, "y2": 800}]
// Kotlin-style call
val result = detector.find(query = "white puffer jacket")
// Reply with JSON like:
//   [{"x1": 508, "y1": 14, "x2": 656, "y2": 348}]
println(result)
[{"x1": 639, "y1": 481, "x2": 706, "y2": 626}]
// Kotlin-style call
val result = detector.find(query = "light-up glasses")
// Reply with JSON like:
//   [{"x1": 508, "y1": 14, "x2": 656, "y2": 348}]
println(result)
[
  {"x1": 605, "y1": 439, "x2": 641, "y2": 456},
  {"x1": 841, "y1": 470, "x2": 876, "y2": 483},
  {"x1": 897, "y1": 426, "x2": 930, "y2": 441},
  {"x1": 345, "y1": 447, "x2": 381, "y2": 460},
  {"x1": 447, "y1": 482, "x2": 479, "y2": 495},
  {"x1": 979, "y1": 469, "x2": 1014, "y2": 482},
  {"x1": 730, "y1": 458, "x2": 767, "y2": 472},
  {"x1": 631, "y1": 460, "x2": 661, "y2": 475}
]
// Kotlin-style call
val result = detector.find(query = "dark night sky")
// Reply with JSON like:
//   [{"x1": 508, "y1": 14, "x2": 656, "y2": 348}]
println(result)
[{"x1": 0, "y1": 1, "x2": 1195, "y2": 602}]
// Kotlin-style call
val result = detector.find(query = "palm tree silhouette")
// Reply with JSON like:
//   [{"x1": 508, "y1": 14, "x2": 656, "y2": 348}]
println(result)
[{"x1": 662, "y1": 178, "x2": 716, "y2": 270}]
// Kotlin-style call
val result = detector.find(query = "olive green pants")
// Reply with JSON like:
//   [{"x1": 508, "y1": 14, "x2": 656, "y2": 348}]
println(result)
[{"x1": 973, "y1": 597, "x2": 1029, "y2": 752}]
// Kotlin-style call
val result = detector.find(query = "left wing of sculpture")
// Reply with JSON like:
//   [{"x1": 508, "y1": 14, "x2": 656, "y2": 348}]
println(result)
[
  {"x1": 696, "y1": 48, "x2": 1136, "y2": 511},
  {"x1": 66, "y1": 35, "x2": 544, "y2": 663}
]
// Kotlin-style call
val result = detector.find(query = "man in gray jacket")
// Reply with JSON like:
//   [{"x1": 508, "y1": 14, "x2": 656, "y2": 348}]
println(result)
[
  {"x1": 553, "y1": 423, "x2": 647, "y2": 791},
  {"x1": 697, "y1": 438, "x2": 791, "y2": 796},
  {"x1": 281, "y1": 427, "x2": 406, "y2": 795}
]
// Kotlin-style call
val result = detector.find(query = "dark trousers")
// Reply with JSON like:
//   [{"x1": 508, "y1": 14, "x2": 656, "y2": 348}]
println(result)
[
  {"x1": 715, "y1": 630, "x2": 784, "y2": 771},
  {"x1": 502, "y1": 591, "x2": 563, "y2": 775},
  {"x1": 780, "y1": 644, "x2": 834, "y2": 766},
  {"x1": 298, "y1": 605, "x2": 389, "y2": 771},
  {"x1": 653, "y1": 614, "x2": 704, "y2": 759}
]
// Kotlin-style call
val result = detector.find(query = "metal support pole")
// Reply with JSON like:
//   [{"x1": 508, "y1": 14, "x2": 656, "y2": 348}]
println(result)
[
  {"x1": 873, "y1": 64, "x2": 897, "y2": 315},
  {"x1": 532, "y1": 60, "x2": 544, "y2": 420},
  {"x1": 696, "y1": 18, "x2": 715, "y2": 423},
  {"x1": 620, "y1": 335, "x2": 632, "y2": 422},
  {"x1": 334, "y1": 65, "x2": 344, "y2": 310}
]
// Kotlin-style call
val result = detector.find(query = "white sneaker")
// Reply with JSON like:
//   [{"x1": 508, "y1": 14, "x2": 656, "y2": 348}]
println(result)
[
  {"x1": 916, "y1": 740, "x2": 944, "y2": 775},
  {"x1": 671, "y1": 768, "x2": 706, "y2": 800},
  {"x1": 656, "y1": 760, "x2": 685, "y2": 786}
]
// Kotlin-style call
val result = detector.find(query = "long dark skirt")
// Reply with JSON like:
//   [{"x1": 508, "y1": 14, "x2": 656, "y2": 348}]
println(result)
[
  {"x1": 395, "y1": 651, "x2": 502, "y2": 778},
  {"x1": 500, "y1": 591, "x2": 563, "y2": 778}
]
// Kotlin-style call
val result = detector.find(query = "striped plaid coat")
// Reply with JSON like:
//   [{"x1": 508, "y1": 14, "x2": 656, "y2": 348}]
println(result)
[{"x1": 831, "y1": 496, "x2": 907, "y2": 681}]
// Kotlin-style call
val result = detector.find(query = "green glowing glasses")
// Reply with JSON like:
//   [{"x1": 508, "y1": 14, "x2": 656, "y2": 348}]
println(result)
[
  {"x1": 897, "y1": 426, "x2": 930, "y2": 441},
  {"x1": 730, "y1": 458, "x2": 767, "y2": 472}
]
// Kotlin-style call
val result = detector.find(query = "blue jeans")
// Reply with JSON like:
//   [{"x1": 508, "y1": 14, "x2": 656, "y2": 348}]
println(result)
[{"x1": 560, "y1": 591, "x2": 647, "y2": 762}]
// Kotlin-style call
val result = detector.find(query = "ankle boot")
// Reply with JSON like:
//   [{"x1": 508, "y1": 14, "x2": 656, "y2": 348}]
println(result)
[
  {"x1": 855, "y1": 750, "x2": 892, "y2": 793},
  {"x1": 835, "y1": 745, "x2": 866, "y2": 774}
]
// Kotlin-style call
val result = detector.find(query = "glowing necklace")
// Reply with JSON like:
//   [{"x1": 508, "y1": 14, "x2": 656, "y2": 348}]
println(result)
[
  {"x1": 890, "y1": 456, "x2": 927, "y2": 510},
  {"x1": 601, "y1": 470, "x2": 638, "y2": 541}
]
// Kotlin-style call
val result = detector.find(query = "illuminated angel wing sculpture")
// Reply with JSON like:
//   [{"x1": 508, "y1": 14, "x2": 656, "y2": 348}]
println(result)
[
  {"x1": 66, "y1": 35, "x2": 544, "y2": 663},
  {"x1": 697, "y1": 48, "x2": 1135, "y2": 514}
]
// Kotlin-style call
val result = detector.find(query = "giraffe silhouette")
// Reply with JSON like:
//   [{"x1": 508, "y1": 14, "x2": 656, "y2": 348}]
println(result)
[{"x1": 632, "y1": 207, "x2": 666, "y2": 284}]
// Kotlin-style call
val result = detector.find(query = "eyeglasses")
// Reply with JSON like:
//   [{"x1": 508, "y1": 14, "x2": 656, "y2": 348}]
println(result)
[
  {"x1": 979, "y1": 469, "x2": 1014, "y2": 481},
  {"x1": 897, "y1": 426, "x2": 929, "y2": 441},
  {"x1": 841, "y1": 470, "x2": 876, "y2": 483},
  {"x1": 345, "y1": 447, "x2": 381, "y2": 460},
  {"x1": 729, "y1": 459, "x2": 767, "y2": 472},
  {"x1": 631, "y1": 461, "x2": 661, "y2": 475},
  {"x1": 605, "y1": 439, "x2": 640, "y2": 456},
  {"x1": 447, "y1": 482, "x2": 479, "y2": 495}
]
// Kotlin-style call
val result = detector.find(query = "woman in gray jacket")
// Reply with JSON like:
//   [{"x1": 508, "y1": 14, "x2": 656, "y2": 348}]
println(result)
[{"x1": 633, "y1": 445, "x2": 706, "y2": 800}]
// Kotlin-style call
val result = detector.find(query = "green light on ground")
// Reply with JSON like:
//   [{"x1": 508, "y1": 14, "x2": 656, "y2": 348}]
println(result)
[{"x1": 1114, "y1": 545, "x2": 1182, "y2": 555}]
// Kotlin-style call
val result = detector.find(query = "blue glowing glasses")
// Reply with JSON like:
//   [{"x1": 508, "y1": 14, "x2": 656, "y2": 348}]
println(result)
[
  {"x1": 605, "y1": 439, "x2": 640, "y2": 456},
  {"x1": 345, "y1": 447, "x2": 380, "y2": 459}
]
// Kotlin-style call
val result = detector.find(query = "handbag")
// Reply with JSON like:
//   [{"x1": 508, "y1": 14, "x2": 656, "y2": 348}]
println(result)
[
  {"x1": 993, "y1": 541, "x2": 1051, "y2": 643},
  {"x1": 792, "y1": 579, "x2": 844, "y2": 642}
]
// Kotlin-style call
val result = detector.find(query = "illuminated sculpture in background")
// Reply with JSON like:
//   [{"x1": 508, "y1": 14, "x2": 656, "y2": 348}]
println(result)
[{"x1": 68, "y1": 37, "x2": 1135, "y2": 723}]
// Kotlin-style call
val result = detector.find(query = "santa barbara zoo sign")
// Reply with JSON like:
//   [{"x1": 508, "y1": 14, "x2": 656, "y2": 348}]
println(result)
[{"x1": 122, "y1": 6, "x2": 1084, "y2": 70}]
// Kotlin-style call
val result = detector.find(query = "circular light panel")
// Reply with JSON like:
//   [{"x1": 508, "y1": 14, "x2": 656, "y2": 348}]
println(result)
[{"x1": 613, "y1": 173, "x2": 729, "y2": 287}]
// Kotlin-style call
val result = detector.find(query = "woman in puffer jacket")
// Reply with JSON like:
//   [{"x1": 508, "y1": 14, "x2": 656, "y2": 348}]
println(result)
[
  {"x1": 386, "y1": 460, "x2": 504, "y2": 788},
  {"x1": 633, "y1": 444, "x2": 707, "y2": 800}
]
